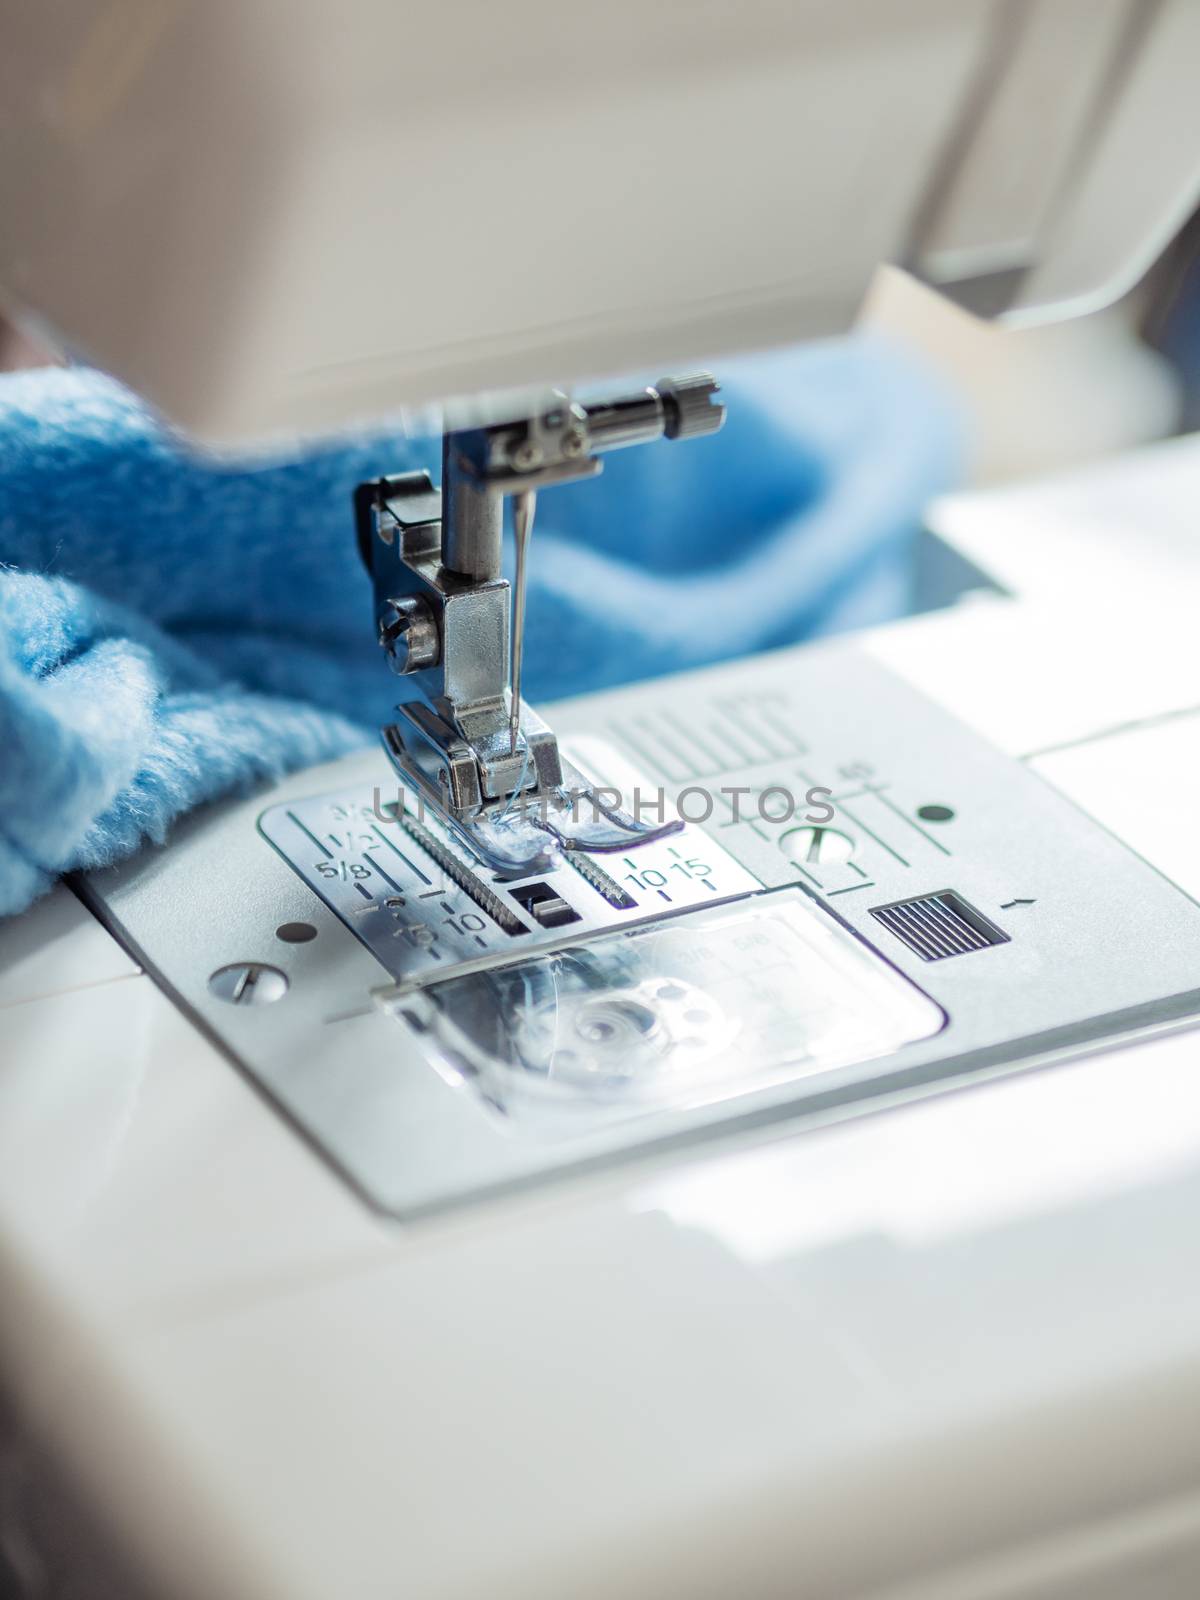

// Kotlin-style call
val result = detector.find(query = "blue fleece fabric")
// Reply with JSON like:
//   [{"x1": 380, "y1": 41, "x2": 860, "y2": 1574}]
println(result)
[{"x1": 0, "y1": 338, "x2": 962, "y2": 915}]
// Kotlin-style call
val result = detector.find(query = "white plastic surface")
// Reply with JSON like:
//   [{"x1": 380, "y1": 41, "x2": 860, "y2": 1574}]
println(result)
[
  {"x1": 0, "y1": 886, "x2": 138, "y2": 1011},
  {"x1": 868, "y1": 433, "x2": 1200, "y2": 758},
  {"x1": 1, "y1": 1, "x2": 1198, "y2": 442},
  {"x1": 1033, "y1": 712, "x2": 1200, "y2": 904}
]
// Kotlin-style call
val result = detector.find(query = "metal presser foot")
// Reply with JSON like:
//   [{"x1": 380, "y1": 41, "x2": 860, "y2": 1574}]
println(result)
[{"x1": 355, "y1": 375, "x2": 726, "y2": 878}]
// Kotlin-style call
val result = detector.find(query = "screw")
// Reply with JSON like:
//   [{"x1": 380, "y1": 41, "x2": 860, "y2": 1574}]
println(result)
[
  {"x1": 778, "y1": 824, "x2": 856, "y2": 865},
  {"x1": 378, "y1": 596, "x2": 439, "y2": 674},
  {"x1": 509, "y1": 440, "x2": 543, "y2": 471},
  {"x1": 208, "y1": 962, "x2": 289, "y2": 1005}
]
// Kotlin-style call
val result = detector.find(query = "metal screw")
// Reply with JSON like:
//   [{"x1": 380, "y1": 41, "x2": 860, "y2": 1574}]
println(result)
[
  {"x1": 378, "y1": 596, "x2": 440, "y2": 674},
  {"x1": 779, "y1": 824, "x2": 856, "y2": 865},
  {"x1": 208, "y1": 962, "x2": 289, "y2": 1005},
  {"x1": 509, "y1": 440, "x2": 543, "y2": 471}
]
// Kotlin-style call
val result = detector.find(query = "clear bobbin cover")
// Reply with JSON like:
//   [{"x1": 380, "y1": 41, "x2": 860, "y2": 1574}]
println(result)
[{"x1": 389, "y1": 889, "x2": 944, "y2": 1136}]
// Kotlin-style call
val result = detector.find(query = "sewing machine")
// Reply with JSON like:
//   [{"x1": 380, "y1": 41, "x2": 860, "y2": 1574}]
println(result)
[{"x1": 4, "y1": 1, "x2": 1200, "y2": 1596}]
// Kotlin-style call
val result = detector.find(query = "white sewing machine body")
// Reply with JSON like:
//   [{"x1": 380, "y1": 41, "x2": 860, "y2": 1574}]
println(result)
[
  {"x1": 5, "y1": 1, "x2": 1200, "y2": 1596},
  {"x1": 2, "y1": 0, "x2": 1200, "y2": 444},
  {"x1": 9, "y1": 458, "x2": 1200, "y2": 1598}
]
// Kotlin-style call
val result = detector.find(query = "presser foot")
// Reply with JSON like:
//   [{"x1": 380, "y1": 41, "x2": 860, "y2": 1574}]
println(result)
[{"x1": 382, "y1": 704, "x2": 682, "y2": 879}]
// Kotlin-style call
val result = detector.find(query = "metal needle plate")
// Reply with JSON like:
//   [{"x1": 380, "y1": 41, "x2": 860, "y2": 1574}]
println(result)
[{"x1": 258, "y1": 783, "x2": 760, "y2": 989}]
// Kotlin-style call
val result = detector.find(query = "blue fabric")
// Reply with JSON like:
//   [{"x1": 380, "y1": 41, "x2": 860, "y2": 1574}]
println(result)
[{"x1": 0, "y1": 338, "x2": 961, "y2": 915}]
